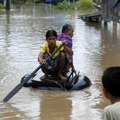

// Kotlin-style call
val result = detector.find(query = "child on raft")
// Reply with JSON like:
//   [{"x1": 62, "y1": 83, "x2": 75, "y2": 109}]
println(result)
[{"x1": 58, "y1": 24, "x2": 76, "y2": 73}]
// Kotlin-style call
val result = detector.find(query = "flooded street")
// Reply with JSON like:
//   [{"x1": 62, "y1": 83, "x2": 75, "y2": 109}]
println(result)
[{"x1": 0, "y1": 4, "x2": 120, "y2": 120}]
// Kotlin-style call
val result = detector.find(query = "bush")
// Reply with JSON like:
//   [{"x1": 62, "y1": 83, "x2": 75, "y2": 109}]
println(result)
[
  {"x1": 92, "y1": 0, "x2": 101, "y2": 4},
  {"x1": 0, "y1": 3, "x2": 3, "y2": 9},
  {"x1": 11, "y1": 0, "x2": 27, "y2": 4},
  {"x1": 55, "y1": 0, "x2": 94, "y2": 10},
  {"x1": 78, "y1": 0, "x2": 93, "y2": 9},
  {"x1": 55, "y1": 0, "x2": 75, "y2": 10},
  {"x1": 11, "y1": 0, "x2": 20, "y2": 4}
]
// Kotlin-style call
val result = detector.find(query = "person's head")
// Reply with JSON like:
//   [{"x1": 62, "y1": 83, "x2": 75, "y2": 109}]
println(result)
[
  {"x1": 62, "y1": 24, "x2": 74, "y2": 37},
  {"x1": 102, "y1": 67, "x2": 120, "y2": 100},
  {"x1": 46, "y1": 30, "x2": 57, "y2": 48}
]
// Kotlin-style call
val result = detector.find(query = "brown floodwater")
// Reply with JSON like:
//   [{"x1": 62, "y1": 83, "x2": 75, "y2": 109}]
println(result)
[{"x1": 0, "y1": 4, "x2": 120, "y2": 120}]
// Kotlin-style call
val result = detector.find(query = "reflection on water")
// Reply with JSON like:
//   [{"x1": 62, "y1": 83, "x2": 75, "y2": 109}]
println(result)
[{"x1": 0, "y1": 4, "x2": 120, "y2": 120}]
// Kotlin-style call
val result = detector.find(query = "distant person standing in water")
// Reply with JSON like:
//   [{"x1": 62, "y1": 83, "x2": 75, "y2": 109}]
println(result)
[
  {"x1": 102, "y1": 67, "x2": 120, "y2": 120},
  {"x1": 58, "y1": 24, "x2": 76, "y2": 73}
]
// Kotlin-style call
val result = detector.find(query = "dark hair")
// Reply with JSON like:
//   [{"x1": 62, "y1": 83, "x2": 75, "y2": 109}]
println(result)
[
  {"x1": 102, "y1": 67, "x2": 120, "y2": 97},
  {"x1": 62, "y1": 24, "x2": 73, "y2": 33},
  {"x1": 46, "y1": 30, "x2": 57, "y2": 39}
]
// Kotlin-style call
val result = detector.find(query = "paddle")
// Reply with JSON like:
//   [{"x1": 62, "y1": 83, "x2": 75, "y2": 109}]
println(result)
[{"x1": 3, "y1": 42, "x2": 64, "y2": 102}]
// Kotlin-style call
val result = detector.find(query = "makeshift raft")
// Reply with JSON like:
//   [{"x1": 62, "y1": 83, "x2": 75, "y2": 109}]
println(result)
[
  {"x1": 78, "y1": 12, "x2": 101, "y2": 22},
  {"x1": 21, "y1": 70, "x2": 91, "y2": 90}
]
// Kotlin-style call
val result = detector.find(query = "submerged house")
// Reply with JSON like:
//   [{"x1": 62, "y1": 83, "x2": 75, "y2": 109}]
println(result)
[{"x1": 101, "y1": 0, "x2": 120, "y2": 22}]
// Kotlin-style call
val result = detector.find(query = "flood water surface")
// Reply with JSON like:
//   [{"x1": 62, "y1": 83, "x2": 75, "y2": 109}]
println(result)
[{"x1": 0, "y1": 4, "x2": 120, "y2": 120}]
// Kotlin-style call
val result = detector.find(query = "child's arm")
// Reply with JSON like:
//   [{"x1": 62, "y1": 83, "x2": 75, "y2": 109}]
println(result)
[{"x1": 63, "y1": 40, "x2": 73, "y2": 55}]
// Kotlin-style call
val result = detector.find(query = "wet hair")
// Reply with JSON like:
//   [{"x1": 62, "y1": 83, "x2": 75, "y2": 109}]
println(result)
[
  {"x1": 46, "y1": 30, "x2": 57, "y2": 39},
  {"x1": 102, "y1": 67, "x2": 120, "y2": 97},
  {"x1": 62, "y1": 24, "x2": 73, "y2": 33}
]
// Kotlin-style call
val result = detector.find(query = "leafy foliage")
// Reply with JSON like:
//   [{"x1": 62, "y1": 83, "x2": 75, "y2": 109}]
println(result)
[
  {"x1": 55, "y1": 0, "x2": 75, "y2": 10},
  {"x1": 0, "y1": 3, "x2": 3, "y2": 9},
  {"x1": 11, "y1": 0, "x2": 27, "y2": 4},
  {"x1": 78, "y1": 0, "x2": 93, "y2": 8},
  {"x1": 55, "y1": 0, "x2": 94, "y2": 10},
  {"x1": 92, "y1": 0, "x2": 101, "y2": 4}
]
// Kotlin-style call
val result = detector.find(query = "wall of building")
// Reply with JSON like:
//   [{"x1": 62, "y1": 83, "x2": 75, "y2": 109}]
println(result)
[{"x1": 101, "y1": 0, "x2": 120, "y2": 22}]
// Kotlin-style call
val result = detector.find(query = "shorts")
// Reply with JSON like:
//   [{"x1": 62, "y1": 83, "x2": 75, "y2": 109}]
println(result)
[{"x1": 44, "y1": 54, "x2": 60, "y2": 75}]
